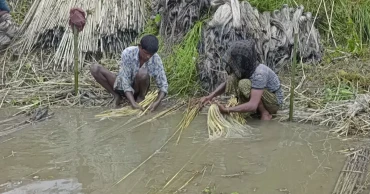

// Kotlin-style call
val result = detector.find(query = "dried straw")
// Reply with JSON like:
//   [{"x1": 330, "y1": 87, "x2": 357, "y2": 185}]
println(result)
[
  {"x1": 277, "y1": 94, "x2": 370, "y2": 137},
  {"x1": 207, "y1": 103, "x2": 254, "y2": 140},
  {"x1": 332, "y1": 147, "x2": 370, "y2": 194}
]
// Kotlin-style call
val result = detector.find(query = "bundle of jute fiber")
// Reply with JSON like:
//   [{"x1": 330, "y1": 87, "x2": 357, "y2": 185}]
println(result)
[
  {"x1": 95, "y1": 101, "x2": 186, "y2": 145},
  {"x1": 226, "y1": 95, "x2": 246, "y2": 125},
  {"x1": 175, "y1": 99, "x2": 202, "y2": 144},
  {"x1": 157, "y1": 0, "x2": 210, "y2": 45},
  {"x1": 95, "y1": 90, "x2": 158, "y2": 118},
  {"x1": 10, "y1": 0, "x2": 145, "y2": 71},
  {"x1": 198, "y1": 0, "x2": 323, "y2": 92},
  {"x1": 207, "y1": 103, "x2": 254, "y2": 140}
]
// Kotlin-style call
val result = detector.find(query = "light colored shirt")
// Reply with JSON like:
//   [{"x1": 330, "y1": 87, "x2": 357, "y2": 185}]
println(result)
[{"x1": 113, "y1": 46, "x2": 168, "y2": 94}]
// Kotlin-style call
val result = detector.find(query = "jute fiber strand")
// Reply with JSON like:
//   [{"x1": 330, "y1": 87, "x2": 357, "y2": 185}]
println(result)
[
  {"x1": 175, "y1": 99, "x2": 202, "y2": 145},
  {"x1": 227, "y1": 95, "x2": 246, "y2": 125},
  {"x1": 95, "y1": 90, "x2": 158, "y2": 118},
  {"x1": 11, "y1": 0, "x2": 145, "y2": 71},
  {"x1": 277, "y1": 94, "x2": 370, "y2": 137},
  {"x1": 198, "y1": 0, "x2": 323, "y2": 92},
  {"x1": 207, "y1": 103, "x2": 255, "y2": 140}
]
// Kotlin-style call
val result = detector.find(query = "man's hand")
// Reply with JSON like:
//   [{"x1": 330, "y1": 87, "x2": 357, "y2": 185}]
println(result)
[
  {"x1": 215, "y1": 102, "x2": 229, "y2": 114},
  {"x1": 200, "y1": 95, "x2": 213, "y2": 106},
  {"x1": 149, "y1": 100, "x2": 160, "y2": 112},
  {"x1": 131, "y1": 102, "x2": 144, "y2": 111}
]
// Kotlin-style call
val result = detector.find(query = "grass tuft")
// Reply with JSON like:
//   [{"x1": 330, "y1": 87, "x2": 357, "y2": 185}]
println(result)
[{"x1": 163, "y1": 21, "x2": 203, "y2": 96}]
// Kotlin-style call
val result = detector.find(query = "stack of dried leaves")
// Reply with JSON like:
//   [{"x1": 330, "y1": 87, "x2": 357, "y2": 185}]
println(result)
[{"x1": 198, "y1": 0, "x2": 323, "y2": 92}]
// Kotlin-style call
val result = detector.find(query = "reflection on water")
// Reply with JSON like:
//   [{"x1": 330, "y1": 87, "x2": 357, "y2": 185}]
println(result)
[{"x1": 0, "y1": 107, "x2": 349, "y2": 194}]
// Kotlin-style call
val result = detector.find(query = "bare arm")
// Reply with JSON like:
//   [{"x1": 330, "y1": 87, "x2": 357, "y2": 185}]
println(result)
[
  {"x1": 149, "y1": 56, "x2": 168, "y2": 111},
  {"x1": 208, "y1": 82, "x2": 226, "y2": 99},
  {"x1": 155, "y1": 91, "x2": 166, "y2": 102},
  {"x1": 225, "y1": 89, "x2": 263, "y2": 113}
]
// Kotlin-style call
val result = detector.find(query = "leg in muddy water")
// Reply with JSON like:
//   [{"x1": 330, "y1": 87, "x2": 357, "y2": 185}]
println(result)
[
  {"x1": 238, "y1": 79, "x2": 279, "y2": 120},
  {"x1": 258, "y1": 101, "x2": 272, "y2": 121},
  {"x1": 133, "y1": 66, "x2": 150, "y2": 103},
  {"x1": 90, "y1": 63, "x2": 122, "y2": 107}
]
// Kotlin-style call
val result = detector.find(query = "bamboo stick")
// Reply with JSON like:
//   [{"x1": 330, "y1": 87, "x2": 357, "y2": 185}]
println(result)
[
  {"x1": 289, "y1": 30, "x2": 298, "y2": 121},
  {"x1": 73, "y1": 26, "x2": 79, "y2": 95}
]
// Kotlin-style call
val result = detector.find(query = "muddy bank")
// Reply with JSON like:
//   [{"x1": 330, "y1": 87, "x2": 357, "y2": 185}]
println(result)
[{"x1": 0, "y1": 107, "x2": 354, "y2": 194}]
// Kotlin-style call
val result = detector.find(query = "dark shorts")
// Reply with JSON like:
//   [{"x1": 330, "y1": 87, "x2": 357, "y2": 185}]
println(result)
[
  {"x1": 114, "y1": 89, "x2": 139, "y2": 100},
  {"x1": 114, "y1": 81, "x2": 150, "y2": 100}
]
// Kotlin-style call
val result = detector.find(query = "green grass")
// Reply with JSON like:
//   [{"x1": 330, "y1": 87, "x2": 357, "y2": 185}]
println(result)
[
  {"x1": 133, "y1": 14, "x2": 203, "y2": 97},
  {"x1": 9, "y1": 0, "x2": 33, "y2": 24},
  {"x1": 163, "y1": 21, "x2": 203, "y2": 96}
]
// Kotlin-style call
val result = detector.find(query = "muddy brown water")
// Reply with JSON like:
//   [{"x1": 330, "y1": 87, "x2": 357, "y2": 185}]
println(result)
[{"x1": 0, "y1": 107, "x2": 350, "y2": 194}]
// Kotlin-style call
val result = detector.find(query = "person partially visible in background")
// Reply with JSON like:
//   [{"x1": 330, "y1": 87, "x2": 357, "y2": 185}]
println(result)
[
  {"x1": 0, "y1": 0, "x2": 10, "y2": 12},
  {"x1": 200, "y1": 38, "x2": 284, "y2": 121},
  {"x1": 0, "y1": 0, "x2": 18, "y2": 50}
]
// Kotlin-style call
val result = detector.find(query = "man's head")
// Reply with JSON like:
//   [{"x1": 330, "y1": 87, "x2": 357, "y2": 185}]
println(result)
[
  {"x1": 138, "y1": 35, "x2": 159, "y2": 62},
  {"x1": 223, "y1": 38, "x2": 259, "y2": 79}
]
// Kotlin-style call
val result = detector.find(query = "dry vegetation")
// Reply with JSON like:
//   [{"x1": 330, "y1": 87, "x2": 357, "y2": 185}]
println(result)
[{"x1": 276, "y1": 54, "x2": 370, "y2": 137}]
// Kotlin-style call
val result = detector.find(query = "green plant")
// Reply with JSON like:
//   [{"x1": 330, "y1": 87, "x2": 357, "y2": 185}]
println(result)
[
  {"x1": 163, "y1": 21, "x2": 203, "y2": 96},
  {"x1": 324, "y1": 84, "x2": 355, "y2": 102}
]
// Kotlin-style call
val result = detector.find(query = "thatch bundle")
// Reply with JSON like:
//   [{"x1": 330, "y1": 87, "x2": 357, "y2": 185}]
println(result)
[
  {"x1": 198, "y1": 0, "x2": 323, "y2": 92},
  {"x1": 10, "y1": 0, "x2": 145, "y2": 71},
  {"x1": 156, "y1": 0, "x2": 210, "y2": 45},
  {"x1": 332, "y1": 147, "x2": 370, "y2": 194}
]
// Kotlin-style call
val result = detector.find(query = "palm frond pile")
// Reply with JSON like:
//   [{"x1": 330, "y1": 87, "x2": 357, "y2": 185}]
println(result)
[{"x1": 157, "y1": 0, "x2": 210, "y2": 45}]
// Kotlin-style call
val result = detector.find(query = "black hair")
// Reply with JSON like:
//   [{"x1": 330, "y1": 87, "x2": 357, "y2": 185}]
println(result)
[{"x1": 140, "y1": 35, "x2": 159, "y2": 54}]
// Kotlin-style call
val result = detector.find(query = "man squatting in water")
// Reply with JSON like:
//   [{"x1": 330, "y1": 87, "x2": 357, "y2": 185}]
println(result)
[{"x1": 90, "y1": 35, "x2": 168, "y2": 111}]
